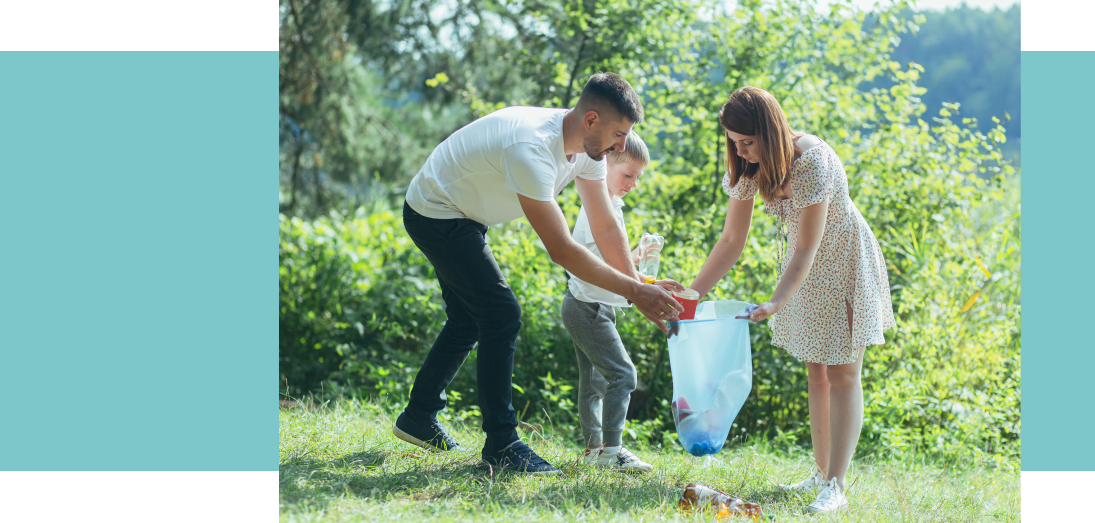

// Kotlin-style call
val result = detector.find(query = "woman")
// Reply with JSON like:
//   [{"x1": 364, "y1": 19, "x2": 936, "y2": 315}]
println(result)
[{"x1": 689, "y1": 86, "x2": 895, "y2": 514}]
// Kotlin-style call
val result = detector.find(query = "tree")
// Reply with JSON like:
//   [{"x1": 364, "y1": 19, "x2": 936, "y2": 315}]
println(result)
[{"x1": 279, "y1": 0, "x2": 543, "y2": 217}]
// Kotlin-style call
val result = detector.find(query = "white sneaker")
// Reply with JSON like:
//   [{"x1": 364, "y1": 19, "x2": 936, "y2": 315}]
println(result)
[
  {"x1": 583, "y1": 446, "x2": 654, "y2": 473},
  {"x1": 579, "y1": 447, "x2": 601, "y2": 466},
  {"x1": 777, "y1": 469, "x2": 825, "y2": 492},
  {"x1": 806, "y1": 478, "x2": 848, "y2": 514}
]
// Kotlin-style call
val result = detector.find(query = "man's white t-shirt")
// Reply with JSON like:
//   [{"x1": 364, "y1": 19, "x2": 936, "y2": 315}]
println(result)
[
  {"x1": 567, "y1": 197, "x2": 632, "y2": 308},
  {"x1": 405, "y1": 106, "x2": 607, "y2": 227}
]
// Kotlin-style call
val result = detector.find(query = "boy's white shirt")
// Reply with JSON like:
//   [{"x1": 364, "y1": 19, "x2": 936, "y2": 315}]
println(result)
[
  {"x1": 404, "y1": 106, "x2": 607, "y2": 227},
  {"x1": 567, "y1": 196, "x2": 632, "y2": 308}
]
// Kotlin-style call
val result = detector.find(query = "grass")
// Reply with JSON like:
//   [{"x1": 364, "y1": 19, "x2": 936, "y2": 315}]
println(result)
[{"x1": 280, "y1": 399, "x2": 1019, "y2": 522}]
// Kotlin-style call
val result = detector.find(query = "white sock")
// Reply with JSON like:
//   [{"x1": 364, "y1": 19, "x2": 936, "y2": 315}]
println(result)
[{"x1": 600, "y1": 445, "x2": 622, "y2": 455}]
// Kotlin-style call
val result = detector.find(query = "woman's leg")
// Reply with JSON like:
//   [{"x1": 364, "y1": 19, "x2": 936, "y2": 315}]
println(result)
[
  {"x1": 805, "y1": 362, "x2": 831, "y2": 476},
  {"x1": 825, "y1": 300, "x2": 864, "y2": 489}
]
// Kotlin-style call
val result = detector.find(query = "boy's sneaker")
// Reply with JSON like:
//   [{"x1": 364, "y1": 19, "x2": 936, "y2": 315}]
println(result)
[
  {"x1": 481, "y1": 439, "x2": 561, "y2": 475},
  {"x1": 580, "y1": 447, "x2": 602, "y2": 467},
  {"x1": 805, "y1": 478, "x2": 849, "y2": 514},
  {"x1": 392, "y1": 410, "x2": 464, "y2": 452},
  {"x1": 584, "y1": 446, "x2": 654, "y2": 473},
  {"x1": 777, "y1": 468, "x2": 825, "y2": 492}
]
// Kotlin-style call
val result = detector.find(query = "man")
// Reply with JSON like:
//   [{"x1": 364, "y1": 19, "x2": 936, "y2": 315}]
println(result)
[{"x1": 394, "y1": 72, "x2": 684, "y2": 474}]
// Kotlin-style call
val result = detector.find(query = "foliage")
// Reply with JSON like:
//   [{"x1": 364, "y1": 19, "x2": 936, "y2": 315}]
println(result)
[
  {"x1": 278, "y1": 0, "x2": 1020, "y2": 465},
  {"x1": 278, "y1": 0, "x2": 535, "y2": 216},
  {"x1": 279, "y1": 207, "x2": 445, "y2": 399}
]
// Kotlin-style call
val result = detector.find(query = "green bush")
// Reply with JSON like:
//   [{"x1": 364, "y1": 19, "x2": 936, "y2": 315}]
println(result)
[
  {"x1": 278, "y1": 0, "x2": 1019, "y2": 466},
  {"x1": 279, "y1": 208, "x2": 445, "y2": 400}
]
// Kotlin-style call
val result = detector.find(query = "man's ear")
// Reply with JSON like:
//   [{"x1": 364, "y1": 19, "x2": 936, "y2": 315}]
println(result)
[{"x1": 583, "y1": 110, "x2": 600, "y2": 130}]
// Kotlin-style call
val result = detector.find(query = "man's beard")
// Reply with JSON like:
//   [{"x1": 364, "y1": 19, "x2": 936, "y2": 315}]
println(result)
[{"x1": 583, "y1": 135, "x2": 613, "y2": 161}]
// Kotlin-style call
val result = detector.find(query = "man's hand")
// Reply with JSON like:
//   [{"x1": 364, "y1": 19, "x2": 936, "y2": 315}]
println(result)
[{"x1": 629, "y1": 283, "x2": 685, "y2": 333}]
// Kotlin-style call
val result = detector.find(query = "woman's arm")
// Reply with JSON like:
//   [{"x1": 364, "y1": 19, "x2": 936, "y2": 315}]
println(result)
[
  {"x1": 747, "y1": 200, "x2": 829, "y2": 321},
  {"x1": 690, "y1": 197, "x2": 755, "y2": 298}
]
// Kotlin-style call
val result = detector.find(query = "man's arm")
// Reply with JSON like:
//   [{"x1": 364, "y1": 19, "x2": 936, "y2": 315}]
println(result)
[
  {"x1": 518, "y1": 194, "x2": 683, "y2": 332},
  {"x1": 574, "y1": 177, "x2": 639, "y2": 281}
]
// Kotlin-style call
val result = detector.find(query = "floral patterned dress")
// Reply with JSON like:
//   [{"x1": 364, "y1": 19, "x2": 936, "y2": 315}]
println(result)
[{"x1": 722, "y1": 140, "x2": 896, "y2": 365}]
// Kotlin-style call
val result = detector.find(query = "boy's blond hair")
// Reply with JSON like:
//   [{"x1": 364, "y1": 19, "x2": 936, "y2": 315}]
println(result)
[{"x1": 607, "y1": 132, "x2": 650, "y2": 167}]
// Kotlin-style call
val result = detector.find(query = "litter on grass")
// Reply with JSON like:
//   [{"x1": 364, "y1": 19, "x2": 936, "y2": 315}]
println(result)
[{"x1": 678, "y1": 483, "x2": 767, "y2": 520}]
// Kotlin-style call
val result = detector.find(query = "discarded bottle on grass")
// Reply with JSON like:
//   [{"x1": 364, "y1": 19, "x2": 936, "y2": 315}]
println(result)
[
  {"x1": 637, "y1": 232, "x2": 664, "y2": 283},
  {"x1": 667, "y1": 300, "x2": 753, "y2": 456},
  {"x1": 678, "y1": 483, "x2": 766, "y2": 521}
]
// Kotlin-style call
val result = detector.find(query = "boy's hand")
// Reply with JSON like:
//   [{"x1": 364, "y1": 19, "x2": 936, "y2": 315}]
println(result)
[
  {"x1": 637, "y1": 233, "x2": 664, "y2": 261},
  {"x1": 640, "y1": 244, "x2": 662, "y2": 261},
  {"x1": 653, "y1": 279, "x2": 685, "y2": 293}
]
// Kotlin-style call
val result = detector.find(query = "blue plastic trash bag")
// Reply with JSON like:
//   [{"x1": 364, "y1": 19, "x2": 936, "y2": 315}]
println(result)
[{"x1": 667, "y1": 300, "x2": 753, "y2": 457}]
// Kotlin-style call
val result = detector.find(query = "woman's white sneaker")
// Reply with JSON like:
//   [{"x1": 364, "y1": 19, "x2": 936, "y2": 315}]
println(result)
[
  {"x1": 777, "y1": 469, "x2": 825, "y2": 492},
  {"x1": 806, "y1": 478, "x2": 849, "y2": 514},
  {"x1": 583, "y1": 446, "x2": 653, "y2": 473}
]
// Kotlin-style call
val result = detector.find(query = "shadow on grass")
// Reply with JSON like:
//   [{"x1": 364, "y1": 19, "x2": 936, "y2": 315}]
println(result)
[
  {"x1": 282, "y1": 448, "x2": 389, "y2": 470},
  {"x1": 279, "y1": 448, "x2": 720, "y2": 517},
  {"x1": 280, "y1": 448, "x2": 528, "y2": 513}
]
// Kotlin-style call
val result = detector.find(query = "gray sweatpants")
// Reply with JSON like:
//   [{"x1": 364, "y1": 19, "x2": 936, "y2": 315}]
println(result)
[{"x1": 560, "y1": 290, "x2": 638, "y2": 448}]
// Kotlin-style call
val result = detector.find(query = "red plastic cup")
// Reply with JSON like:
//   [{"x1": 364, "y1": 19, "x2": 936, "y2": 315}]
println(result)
[
  {"x1": 672, "y1": 396, "x2": 692, "y2": 423},
  {"x1": 673, "y1": 289, "x2": 700, "y2": 320}
]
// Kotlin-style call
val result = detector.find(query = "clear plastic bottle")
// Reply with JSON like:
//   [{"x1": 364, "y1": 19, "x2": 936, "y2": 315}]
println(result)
[
  {"x1": 637, "y1": 232, "x2": 664, "y2": 283},
  {"x1": 678, "y1": 483, "x2": 765, "y2": 521}
]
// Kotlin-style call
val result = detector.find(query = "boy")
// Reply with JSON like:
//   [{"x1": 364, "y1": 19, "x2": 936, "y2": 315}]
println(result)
[{"x1": 561, "y1": 132, "x2": 680, "y2": 472}]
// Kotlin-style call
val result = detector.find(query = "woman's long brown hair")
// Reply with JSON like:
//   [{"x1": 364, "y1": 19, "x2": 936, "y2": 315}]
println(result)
[{"x1": 718, "y1": 86, "x2": 800, "y2": 203}]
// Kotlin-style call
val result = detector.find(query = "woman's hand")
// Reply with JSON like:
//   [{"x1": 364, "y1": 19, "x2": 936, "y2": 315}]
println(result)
[
  {"x1": 653, "y1": 279, "x2": 685, "y2": 293},
  {"x1": 747, "y1": 301, "x2": 779, "y2": 322}
]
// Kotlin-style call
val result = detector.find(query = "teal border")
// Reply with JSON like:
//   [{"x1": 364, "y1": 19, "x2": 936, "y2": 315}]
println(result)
[
  {"x1": 0, "y1": 52, "x2": 275, "y2": 471},
  {"x1": 1021, "y1": 51, "x2": 1095, "y2": 471}
]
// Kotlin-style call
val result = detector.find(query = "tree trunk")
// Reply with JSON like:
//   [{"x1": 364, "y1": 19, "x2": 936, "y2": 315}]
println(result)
[
  {"x1": 313, "y1": 166, "x2": 325, "y2": 216},
  {"x1": 562, "y1": 32, "x2": 588, "y2": 109},
  {"x1": 281, "y1": 136, "x2": 304, "y2": 215},
  {"x1": 712, "y1": 122, "x2": 723, "y2": 205}
]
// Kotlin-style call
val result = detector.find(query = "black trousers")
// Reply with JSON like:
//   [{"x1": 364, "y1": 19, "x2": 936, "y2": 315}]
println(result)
[{"x1": 401, "y1": 201, "x2": 520, "y2": 449}]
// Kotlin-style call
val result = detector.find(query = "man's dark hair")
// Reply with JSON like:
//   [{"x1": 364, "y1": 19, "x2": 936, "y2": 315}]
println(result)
[{"x1": 575, "y1": 72, "x2": 644, "y2": 124}]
